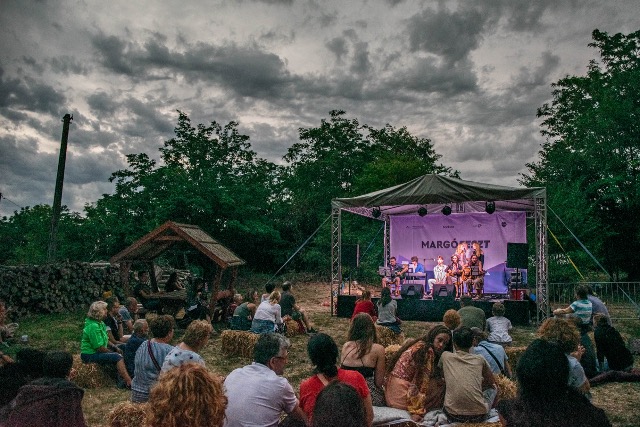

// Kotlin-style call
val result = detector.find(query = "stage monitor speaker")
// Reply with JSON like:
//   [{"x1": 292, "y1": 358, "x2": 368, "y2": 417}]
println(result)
[
  {"x1": 400, "y1": 283, "x2": 424, "y2": 299},
  {"x1": 433, "y1": 285, "x2": 455, "y2": 302},
  {"x1": 341, "y1": 244, "x2": 360, "y2": 268},
  {"x1": 507, "y1": 243, "x2": 528, "y2": 270}
]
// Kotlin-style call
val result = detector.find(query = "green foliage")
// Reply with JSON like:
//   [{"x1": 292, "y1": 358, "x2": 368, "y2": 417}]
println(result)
[{"x1": 523, "y1": 29, "x2": 640, "y2": 280}]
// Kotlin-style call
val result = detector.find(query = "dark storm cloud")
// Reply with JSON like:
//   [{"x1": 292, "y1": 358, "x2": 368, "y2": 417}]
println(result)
[
  {"x1": 326, "y1": 37, "x2": 348, "y2": 62},
  {"x1": 511, "y1": 51, "x2": 560, "y2": 92},
  {"x1": 87, "y1": 92, "x2": 119, "y2": 118},
  {"x1": 392, "y1": 57, "x2": 478, "y2": 95},
  {"x1": 502, "y1": 0, "x2": 556, "y2": 32},
  {"x1": 64, "y1": 149, "x2": 124, "y2": 185},
  {"x1": 0, "y1": 68, "x2": 67, "y2": 117},
  {"x1": 48, "y1": 55, "x2": 91, "y2": 75}
]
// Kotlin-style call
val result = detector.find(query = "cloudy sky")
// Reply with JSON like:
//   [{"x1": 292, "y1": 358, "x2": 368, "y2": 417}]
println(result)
[{"x1": 0, "y1": 0, "x2": 637, "y2": 218}]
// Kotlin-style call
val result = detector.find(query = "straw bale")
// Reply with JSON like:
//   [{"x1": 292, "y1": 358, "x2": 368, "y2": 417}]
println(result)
[
  {"x1": 285, "y1": 318, "x2": 305, "y2": 337},
  {"x1": 495, "y1": 373, "x2": 517, "y2": 401},
  {"x1": 375, "y1": 325, "x2": 405, "y2": 347},
  {"x1": 71, "y1": 354, "x2": 116, "y2": 389},
  {"x1": 384, "y1": 344, "x2": 402, "y2": 366},
  {"x1": 221, "y1": 329, "x2": 259, "y2": 358},
  {"x1": 106, "y1": 401, "x2": 147, "y2": 427},
  {"x1": 505, "y1": 346, "x2": 527, "y2": 372}
]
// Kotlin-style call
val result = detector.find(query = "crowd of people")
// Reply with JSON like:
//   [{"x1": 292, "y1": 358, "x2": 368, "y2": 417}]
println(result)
[{"x1": 0, "y1": 280, "x2": 637, "y2": 427}]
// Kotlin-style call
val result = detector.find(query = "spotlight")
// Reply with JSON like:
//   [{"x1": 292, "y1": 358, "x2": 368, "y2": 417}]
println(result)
[
  {"x1": 442, "y1": 205, "x2": 452, "y2": 216},
  {"x1": 418, "y1": 207, "x2": 428, "y2": 217},
  {"x1": 372, "y1": 207, "x2": 381, "y2": 218},
  {"x1": 485, "y1": 201, "x2": 496, "y2": 214}
]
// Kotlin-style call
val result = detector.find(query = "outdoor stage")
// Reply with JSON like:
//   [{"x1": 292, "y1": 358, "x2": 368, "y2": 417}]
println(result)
[{"x1": 336, "y1": 294, "x2": 533, "y2": 326}]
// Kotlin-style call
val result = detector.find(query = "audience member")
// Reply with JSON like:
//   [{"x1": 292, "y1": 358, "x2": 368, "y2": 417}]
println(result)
[
  {"x1": 568, "y1": 316, "x2": 599, "y2": 379},
  {"x1": 442, "y1": 309, "x2": 461, "y2": 331},
  {"x1": 553, "y1": 285, "x2": 593, "y2": 333},
  {"x1": 341, "y1": 313, "x2": 386, "y2": 406},
  {"x1": 351, "y1": 290, "x2": 377, "y2": 321},
  {"x1": 312, "y1": 382, "x2": 367, "y2": 427},
  {"x1": 134, "y1": 270, "x2": 161, "y2": 311},
  {"x1": 471, "y1": 327, "x2": 512, "y2": 378},
  {"x1": 261, "y1": 283, "x2": 276, "y2": 302},
  {"x1": 161, "y1": 319, "x2": 210, "y2": 372},
  {"x1": 376, "y1": 287, "x2": 400, "y2": 334},
  {"x1": 586, "y1": 286, "x2": 610, "y2": 324},
  {"x1": 486, "y1": 302, "x2": 512, "y2": 346},
  {"x1": 131, "y1": 315, "x2": 175, "y2": 403},
  {"x1": 118, "y1": 297, "x2": 139, "y2": 335},
  {"x1": 123, "y1": 319, "x2": 149, "y2": 378},
  {"x1": 250, "y1": 290, "x2": 284, "y2": 334},
  {"x1": 590, "y1": 313, "x2": 640, "y2": 386},
  {"x1": 439, "y1": 326, "x2": 497, "y2": 423},
  {"x1": 300, "y1": 333, "x2": 373, "y2": 426},
  {"x1": 0, "y1": 347, "x2": 46, "y2": 407},
  {"x1": 104, "y1": 297, "x2": 128, "y2": 348},
  {"x1": 230, "y1": 289, "x2": 259, "y2": 331},
  {"x1": 80, "y1": 301, "x2": 132, "y2": 387},
  {"x1": 385, "y1": 325, "x2": 452, "y2": 422},
  {"x1": 223, "y1": 333, "x2": 306, "y2": 427},
  {"x1": 146, "y1": 363, "x2": 226, "y2": 427},
  {"x1": 164, "y1": 272, "x2": 184, "y2": 292},
  {"x1": 497, "y1": 339, "x2": 611, "y2": 426},
  {"x1": 458, "y1": 295, "x2": 486, "y2": 330},
  {"x1": 280, "y1": 282, "x2": 317, "y2": 333},
  {"x1": 0, "y1": 351, "x2": 87, "y2": 427},
  {"x1": 538, "y1": 317, "x2": 590, "y2": 397}
]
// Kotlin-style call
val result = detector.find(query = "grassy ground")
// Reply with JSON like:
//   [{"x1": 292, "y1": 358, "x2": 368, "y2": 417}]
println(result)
[{"x1": 5, "y1": 281, "x2": 640, "y2": 426}]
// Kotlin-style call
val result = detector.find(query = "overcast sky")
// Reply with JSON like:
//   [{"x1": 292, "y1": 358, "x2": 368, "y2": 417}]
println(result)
[{"x1": 0, "y1": 0, "x2": 637, "y2": 218}]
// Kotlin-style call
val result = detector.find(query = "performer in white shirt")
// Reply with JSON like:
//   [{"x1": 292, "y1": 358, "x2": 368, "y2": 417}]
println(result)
[{"x1": 428, "y1": 255, "x2": 448, "y2": 296}]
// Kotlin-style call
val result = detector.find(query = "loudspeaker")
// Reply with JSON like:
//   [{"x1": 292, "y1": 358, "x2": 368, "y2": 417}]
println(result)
[
  {"x1": 400, "y1": 283, "x2": 424, "y2": 299},
  {"x1": 433, "y1": 285, "x2": 455, "y2": 302},
  {"x1": 507, "y1": 243, "x2": 528, "y2": 270},
  {"x1": 341, "y1": 244, "x2": 360, "y2": 268}
]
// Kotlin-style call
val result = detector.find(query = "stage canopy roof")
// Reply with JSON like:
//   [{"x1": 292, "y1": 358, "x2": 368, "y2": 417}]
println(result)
[{"x1": 331, "y1": 174, "x2": 546, "y2": 217}]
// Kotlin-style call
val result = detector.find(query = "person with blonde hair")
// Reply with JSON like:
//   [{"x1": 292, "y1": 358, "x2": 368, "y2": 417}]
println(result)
[
  {"x1": 146, "y1": 363, "x2": 227, "y2": 427},
  {"x1": 250, "y1": 290, "x2": 283, "y2": 334},
  {"x1": 80, "y1": 301, "x2": 132, "y2": 387},
  {"x1": 161, "y1": 320, "x2": 211, "y2": 372},
  {"x1": 485, "y1": 302, "x2": 512, "y2": 346},
  {"x1": 341, "y1": 313, "x2": 386, "y2": 406}
]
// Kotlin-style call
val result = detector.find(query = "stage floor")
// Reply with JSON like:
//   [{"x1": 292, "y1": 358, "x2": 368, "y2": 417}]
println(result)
[{"x1": 336, "y1": 294, "x2": 533, "y2": 326}]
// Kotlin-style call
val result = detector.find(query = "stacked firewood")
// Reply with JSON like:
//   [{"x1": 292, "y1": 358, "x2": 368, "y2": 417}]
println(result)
[{"x1": 0, "y1": 261, "x2": 123, "y2": 318}]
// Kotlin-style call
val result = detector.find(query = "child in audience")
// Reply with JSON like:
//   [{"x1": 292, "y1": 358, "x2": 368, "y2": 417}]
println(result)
[{"x1": 485, "y1": 302, "x2": 512, "y2": 346}]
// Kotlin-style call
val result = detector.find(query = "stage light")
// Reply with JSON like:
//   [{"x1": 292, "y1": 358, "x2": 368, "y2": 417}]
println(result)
[
  {"x1": 418, "y1": 207, "x2": 428, "y2": 217},
  {"x1": 442, "y1": 205, "x2": 452, "y2": 216},
  {"x1": 485, "y1": 201, "x2": 496, "y2": 214},
  {"x1": 372, "y1": 207, "x2": 381, "y2": 218}
]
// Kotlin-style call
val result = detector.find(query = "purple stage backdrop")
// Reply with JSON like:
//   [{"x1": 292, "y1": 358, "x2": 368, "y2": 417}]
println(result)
[{"x1": 389, "y1": 212, "x2": 527, "y2": 293}]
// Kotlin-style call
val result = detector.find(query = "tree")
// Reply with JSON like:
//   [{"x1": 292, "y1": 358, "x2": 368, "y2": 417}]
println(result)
[{"x1": 522, "y1": 29, "x2": 640, "y2": 280}]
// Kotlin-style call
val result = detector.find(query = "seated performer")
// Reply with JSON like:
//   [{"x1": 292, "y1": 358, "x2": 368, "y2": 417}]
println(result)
[
  {"x1": 381, "y1": 257, "x2": 408, "y2": 297},
  {"x1": 463, "y1": 254, "x2": 485, "y2": 298},
  {"x1": 427, "y1": 255, "x2": 448, "y2": 296},
  {"x1": 408, "y1": 256, "x2": 425, "y2": 273},
  {"x1": 447, "y1": 254, "x2": 464, "y2": 298}
]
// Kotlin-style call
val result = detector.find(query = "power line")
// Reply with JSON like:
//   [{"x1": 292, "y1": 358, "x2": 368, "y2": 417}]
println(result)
[{"x1": 0, "y1": 193, "x2": 23, "y2": 209}]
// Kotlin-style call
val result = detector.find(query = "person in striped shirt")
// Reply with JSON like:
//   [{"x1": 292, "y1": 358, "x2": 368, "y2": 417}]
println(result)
[{"x1": 553, "y1": 285, "x2": 593, "y2": 333}]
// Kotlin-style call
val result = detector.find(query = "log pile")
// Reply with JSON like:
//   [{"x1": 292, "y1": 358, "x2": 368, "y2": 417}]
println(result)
[{"x1": 0, "y1": 261, "x2": 123, "y2": 318}]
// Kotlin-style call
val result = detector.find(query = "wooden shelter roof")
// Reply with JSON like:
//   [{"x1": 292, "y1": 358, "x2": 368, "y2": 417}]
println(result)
[{"x1": 109, "y1": 221, "x2": 245, "y2": 269}]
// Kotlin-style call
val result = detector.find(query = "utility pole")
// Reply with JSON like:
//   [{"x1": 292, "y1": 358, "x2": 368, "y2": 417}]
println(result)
[{"x1": 47, "y1": 113, "x2": 73, "y2": 262}]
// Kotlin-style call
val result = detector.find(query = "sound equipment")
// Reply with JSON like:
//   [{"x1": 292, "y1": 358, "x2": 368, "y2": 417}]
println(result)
[
  {"x1": 342, "y1": 244, "x2": 360, "y2": 268},
  {"x1": 433, "y1": 285, "x2": 455, "y2": 302},
  {"x1": 507, "y1": 243, "x2": 528, "y2": 270},
  {"x1": 400, "y1": 282, "x2": 424, "y2": 299}
]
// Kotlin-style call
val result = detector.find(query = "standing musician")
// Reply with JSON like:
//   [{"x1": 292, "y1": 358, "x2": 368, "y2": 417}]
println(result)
[
  {"x1": 381, "y1": 257, "x2": 408, "y2": 297},
  {"x1": 447, "y1": 254, "x2": 464, "y2": 298},
  {"x1": 427, "y1": 255, "x2": 448, "y2": 296},
  {"x1": 463, "y1": 254, "x2": 485, "y2": 298}
]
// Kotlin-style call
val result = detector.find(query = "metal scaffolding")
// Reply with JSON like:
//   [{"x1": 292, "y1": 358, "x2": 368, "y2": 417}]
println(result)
[{"x1": 535, "y1": 196, "x2": 549, "y2": 323}]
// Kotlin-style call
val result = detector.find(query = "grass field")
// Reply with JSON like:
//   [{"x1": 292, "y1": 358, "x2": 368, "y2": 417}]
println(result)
[{"x1": 5, "y1": 281, "x2": 640, "y2": 426}]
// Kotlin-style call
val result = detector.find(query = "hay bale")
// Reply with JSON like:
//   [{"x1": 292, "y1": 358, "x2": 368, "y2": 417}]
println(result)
[
  {"x1": 70, "y1": 354, "x2": 117, "y2": 389},
  {"x1": 285, "y1": 318, "x2": 305, "y2": 337},
  {"x1": 495, "y1": 373, "x2": 517, "y2": 401},
  {"x1": 106, "y1": 401, "x2": 147, "y2": 427},
  {"x1": 505, "y1": 346, "x2": 527, "y2": 372},
  {"x1": 375, "y1": 325, "x2": 405, "y2": 347},
  {"x1": 384, "y1": 344, "x2": 402, "y2": 366},
  {"x1": 221, "y1": 330, "x2": 259, "y2": 358}
]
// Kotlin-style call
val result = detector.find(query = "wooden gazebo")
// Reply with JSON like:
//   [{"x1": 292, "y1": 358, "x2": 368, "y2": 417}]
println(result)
[{"x1": 110, "y1": 221, "x2": 245, "y2": 313}]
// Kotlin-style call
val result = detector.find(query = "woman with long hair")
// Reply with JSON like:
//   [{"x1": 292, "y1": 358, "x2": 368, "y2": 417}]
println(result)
[
  {"x1": 300, "y1": 333, "x2": 373, "y2": 426},
  {"x1": 376, "y1": 287, "x2": 400, "y2": 334},
  {"x1": 341, "y1": 313, "x2": 386, "y2": 406},
  {"x1": 384, "y1": 325, "x2": 453, "y2": 422},
  {"x1": 250, "y1": 290, "x2": 283, "y2": 334},
  {"x1": 351, "y1": 290, "x2": 377, "y2": 321},
  {"x1": 164, "y1": 272, "x2": 184, "y2": 293},
  {"x1": 146, "y1": 363, "x2": 227, "y2": 427}
]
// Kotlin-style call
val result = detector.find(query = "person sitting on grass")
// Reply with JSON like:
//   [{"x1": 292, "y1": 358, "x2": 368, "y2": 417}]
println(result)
[
  {"x1": 0, "y1": 351, "x2": 87, "y2": 427},
  {"x1": 471, "y1": 327, "x2": 512, "y2": 378},
  {"x1": 230, "y1": 289, "x2": 259, "y2": 331},
  {"x1": 312, "y1": 381, "x2": 368, "y2": 427},
  {"x1": 123, "y1": 319, "x2": 149, "y2": 379},
  {"x1": 375, "y1": 287, "x2": 401, "y2": 334},
  {"x1": 458, "y1": 295, "x2": 486, "y2": 330},
  {"x1": 351, "y1": 290, "x2": 377, "y2": 321},
  {"x1": 261, "y1": 282, "x2": 276, "y2": 303},
  {"x1": 497, "y1": 339, "x2": 611, "y2": 426},
  {"x1": 589, "y1": 313, "x2": 640, "y2": 386},
  {"x1": 485, "y1": 302, "x2": 513, "y2": 346},
  {"x1": 280, "y1": 281, "x2": 317, "y2": 334},
  {"x1": 146, "y1": 363, "x2": 227, "y2": 427},
  {"x1": 0, "y1": 347, "x2": 46, "y2": 408},
  {"x1": 161, "y1": 319, "x2": 211, "y2": 372},
  {"x1": 80, "y1": 301, "x2": 132, "y2": 388},
  {"x1": 442, "y1": 309, "x2": 461, "y2": 331}
]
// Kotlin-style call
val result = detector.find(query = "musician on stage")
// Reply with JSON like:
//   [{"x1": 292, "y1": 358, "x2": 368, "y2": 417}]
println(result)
[
  {"x1": 463, "y1": 254, "x2": 485, "y2": 298},
  {"x1": 381, "y1": 257, "x2": 408, "y2": 297},
  {"x1": 427, "y1": 255, "x2": 448, "y2": 296},
  {"x1": 408, "y1": 256, "x2": 425, "y2": 273},
  {"x1": 447, "y1": 254, "x2": 464, "y2": 298}
]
